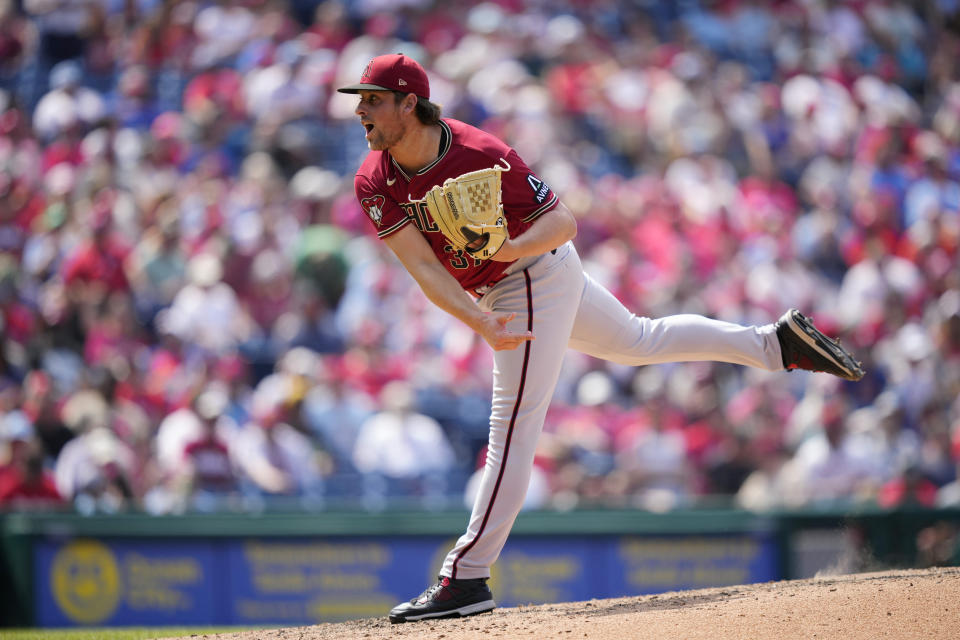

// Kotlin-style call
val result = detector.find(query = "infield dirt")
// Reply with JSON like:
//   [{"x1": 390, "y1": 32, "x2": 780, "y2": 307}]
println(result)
[{"x1": 160, "y1": 567, "x2": 960, "y2": 640}]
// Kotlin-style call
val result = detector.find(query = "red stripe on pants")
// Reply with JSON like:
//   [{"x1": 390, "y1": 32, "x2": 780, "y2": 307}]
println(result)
[{"x1": 451, "y1": 269, "x2": 533, "y2": 579}]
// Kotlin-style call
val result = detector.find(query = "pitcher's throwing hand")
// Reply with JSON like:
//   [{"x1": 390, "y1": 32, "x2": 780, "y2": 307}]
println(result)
[{"x1": 479, "y1": 312, "x2": 534, "y2": 351}]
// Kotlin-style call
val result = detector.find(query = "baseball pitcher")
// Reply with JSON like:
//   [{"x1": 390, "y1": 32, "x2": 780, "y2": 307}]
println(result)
[{"x1": 338, "y1": 54, "x2": 864, "y2": 623}]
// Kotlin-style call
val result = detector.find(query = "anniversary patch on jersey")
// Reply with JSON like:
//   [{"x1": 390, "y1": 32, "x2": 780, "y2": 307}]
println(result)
[
  {"x1": 527, "y1": 174, "x2": 550, "y2": 204},
  {"x1": 361, "y1": 195, "x2": 386, "y2": 226}
]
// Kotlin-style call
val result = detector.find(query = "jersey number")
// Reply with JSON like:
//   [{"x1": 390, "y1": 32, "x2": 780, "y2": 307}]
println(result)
[
  {"x1": 445, "y1": 245, "x2": 481, "y2": 270},
  {"x1": 404, "y1": 201, "x2": 480, "y2": 269}
]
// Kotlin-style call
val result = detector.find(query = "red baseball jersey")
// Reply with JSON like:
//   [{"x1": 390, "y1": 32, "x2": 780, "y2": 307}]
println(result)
[{"x1": 354, "y1": 118, "x2": 558, "y2": 294}]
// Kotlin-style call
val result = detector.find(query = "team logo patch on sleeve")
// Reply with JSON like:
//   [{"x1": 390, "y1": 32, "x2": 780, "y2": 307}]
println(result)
[
  {"x1": 527, "y1": 174, "x2": 551, "y2": 204},
  {"x1": 361, "y1": 195, "x2": 386, "y2": 226}
]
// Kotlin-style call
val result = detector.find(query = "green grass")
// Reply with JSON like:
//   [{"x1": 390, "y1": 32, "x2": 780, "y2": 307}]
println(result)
[{"x1": 0, "y1": 628, "x2": 259, "y2": 640}]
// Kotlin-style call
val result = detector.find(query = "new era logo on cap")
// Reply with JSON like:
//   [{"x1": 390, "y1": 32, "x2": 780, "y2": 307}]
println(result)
[{"x1": 338, "y1": 53, "x2": 430, "y2": 99}]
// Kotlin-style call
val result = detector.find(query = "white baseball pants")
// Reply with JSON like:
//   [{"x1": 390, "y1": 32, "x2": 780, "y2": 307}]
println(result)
[{"x1": 441, "y1": 242, "x2": 784, "y2": 579}]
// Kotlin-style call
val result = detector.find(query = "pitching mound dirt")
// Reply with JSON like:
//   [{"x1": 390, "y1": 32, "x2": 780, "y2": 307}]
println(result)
[{"x1": 162, "y1": 567, "x2": 960, "y2": 640}]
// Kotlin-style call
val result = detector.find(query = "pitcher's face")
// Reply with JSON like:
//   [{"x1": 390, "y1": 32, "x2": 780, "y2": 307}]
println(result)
[{"x1": 355, "y1": 90, "x2": 407, "y2": 151}]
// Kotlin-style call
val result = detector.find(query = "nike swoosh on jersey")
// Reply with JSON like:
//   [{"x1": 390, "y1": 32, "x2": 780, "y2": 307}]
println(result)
[{"x1": 386, "y1": 177, "x2": 396, "y2": 186}]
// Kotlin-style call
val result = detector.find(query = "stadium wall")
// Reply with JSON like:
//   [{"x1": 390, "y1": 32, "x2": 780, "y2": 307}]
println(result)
[{"x1": 1, "y1": 508, "x2": 958, "y2": 627}]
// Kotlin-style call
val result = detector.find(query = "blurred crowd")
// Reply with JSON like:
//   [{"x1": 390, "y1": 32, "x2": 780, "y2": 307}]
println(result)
[{"x1": 1, "y1": 0, "x2": 960, "y2": 520}]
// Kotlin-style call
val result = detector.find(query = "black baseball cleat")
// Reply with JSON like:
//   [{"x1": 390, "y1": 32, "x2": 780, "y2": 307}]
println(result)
[
  {"x1": 775, "y1": 309, "x2": 865, "y2": 381},
  {"x1": 389, "y1": 576, "x2": 496, "y2": 623}
]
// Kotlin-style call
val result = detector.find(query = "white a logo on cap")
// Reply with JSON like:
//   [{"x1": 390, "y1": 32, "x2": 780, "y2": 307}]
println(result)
[{"x1": 398, "y1": 78, "x2": 408, "y2": 86}]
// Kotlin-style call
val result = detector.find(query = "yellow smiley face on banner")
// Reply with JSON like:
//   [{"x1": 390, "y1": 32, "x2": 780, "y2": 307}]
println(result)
[{"x1": 51, "y1": 540, "x2": 122, "y2": 624}]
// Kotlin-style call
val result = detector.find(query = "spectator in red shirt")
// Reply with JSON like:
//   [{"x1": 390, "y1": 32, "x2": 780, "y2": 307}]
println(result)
[
  {"x1": 0, "y1": 172, "x2": 44, "y2": 261},
  {"x1": 174, "y1": 386, "x2": 240, "y2": 512},
  {"x1": 61, "y1": 197, "x2": 131, "y2": 302},
  {"x1": 0, "y1": 411, "x2": 64, "y2": 510},
  {"x1": 877, "y1": 464, "x2": 939, "y2": 509}
]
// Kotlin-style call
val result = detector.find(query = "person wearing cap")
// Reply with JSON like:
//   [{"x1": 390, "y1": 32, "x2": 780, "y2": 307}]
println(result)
[
  {"x1": 338, "y1": 53, "x2": 864, "y2": 624},
  {"x1": 0, "y1": 411, "x2": 65, "y2": 510},
  {"x1": 173, "y1": 386, "x2": 240, "y2": 512}
]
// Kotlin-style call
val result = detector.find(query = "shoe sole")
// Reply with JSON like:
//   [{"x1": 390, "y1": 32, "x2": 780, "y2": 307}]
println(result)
[
  {"x1": 784, "y1": 310, "x2": 864, "y2": 381},
  {"x1": 389, "y1": 599, "x2": 496, "y2": 623}
]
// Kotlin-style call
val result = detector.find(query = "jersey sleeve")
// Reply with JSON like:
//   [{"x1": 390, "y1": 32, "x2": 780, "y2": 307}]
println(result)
[
  {"x1": 355, "y1": 173, "x2": 410, "y2": 239},
  {"x1": 499, "y1": 148, "x2": 559, "y2": 224}
]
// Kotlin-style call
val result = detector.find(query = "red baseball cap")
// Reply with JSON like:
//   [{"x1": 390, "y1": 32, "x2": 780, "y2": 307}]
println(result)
[{"x1": 337, "y1": 53, "x2": 430, "y2": 99}]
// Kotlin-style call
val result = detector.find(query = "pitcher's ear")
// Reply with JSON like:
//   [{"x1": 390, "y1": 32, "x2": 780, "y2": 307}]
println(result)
[{"x1": 403, "y1": 93, "x2": 418, "y2": 114}]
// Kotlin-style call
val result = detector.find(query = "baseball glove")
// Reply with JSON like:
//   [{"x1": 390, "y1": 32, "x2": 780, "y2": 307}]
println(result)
[{"x1": 425, "y1": 163, "x2": 510, "y2": 260}]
